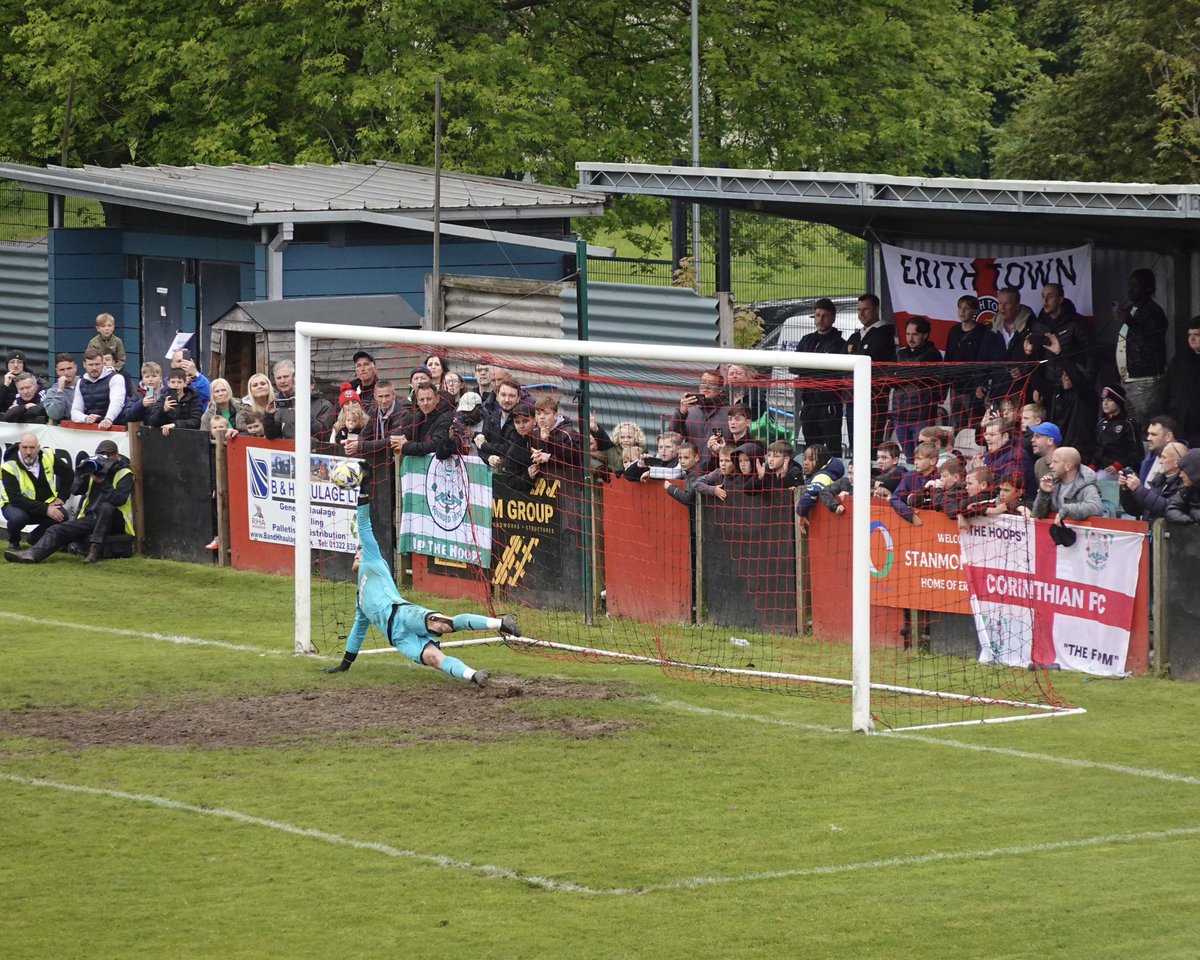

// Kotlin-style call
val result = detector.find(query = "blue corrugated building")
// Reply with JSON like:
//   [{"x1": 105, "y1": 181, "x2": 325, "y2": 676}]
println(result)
[{"x1": 0, "y1": 161, "x2": 609, "y2": 373}]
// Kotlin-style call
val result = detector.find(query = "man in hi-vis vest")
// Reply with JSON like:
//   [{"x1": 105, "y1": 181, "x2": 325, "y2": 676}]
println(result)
[
  {"x1": 1, "y1": 433, "x2": 74, "y2": 550},
  {"x1": 5, "y1": 438, "x2": 133, "y2": 565}
]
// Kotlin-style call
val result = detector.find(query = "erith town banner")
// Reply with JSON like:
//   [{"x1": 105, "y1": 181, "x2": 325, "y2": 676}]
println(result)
[
  {"x1": 399, "y1": 454, "x2": 492, "y2": 567},
  {"x1": 882, "y1": 242, "x2": 1093, "y2": 329},
  {"x1": 959, "y1": 514, "x2": 1142, "y2": 676}
]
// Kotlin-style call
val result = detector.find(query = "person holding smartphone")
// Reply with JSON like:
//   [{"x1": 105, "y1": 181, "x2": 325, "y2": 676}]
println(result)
[
  {"x1": 670, "y1": 369, "x2": 728, "y2": 470},
  {"x1": 145, "y1": 366, "x2": 203, "y2": 436}
]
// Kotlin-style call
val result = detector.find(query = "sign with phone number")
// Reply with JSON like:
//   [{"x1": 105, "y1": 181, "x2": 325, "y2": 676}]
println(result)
[{"x1": 244, "y1": 448, "x2": 359, "y2": 553}]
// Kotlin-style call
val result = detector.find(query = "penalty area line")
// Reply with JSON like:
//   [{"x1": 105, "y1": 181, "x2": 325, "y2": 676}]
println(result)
[
  {"x1": 3, "y1": 772, "x2": 1197, "y2": 897},
  {"x1": 646, "y1": 697, "x2": 1200, "y2": 787}
]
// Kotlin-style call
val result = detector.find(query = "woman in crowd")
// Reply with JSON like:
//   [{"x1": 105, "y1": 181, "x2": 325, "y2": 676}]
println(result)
[
  {"x1": 441, "y1": 369, "x2": 467, "y2": 405},
  {"x1": 239, "y1": 373, "x2": 275, "y2": 432},
  {"x1": 201, "y1": 378, "x2": 248, "y2": 440},
  {"x1": 424, "y1": 354, "x2": 447, "y2": 390}
]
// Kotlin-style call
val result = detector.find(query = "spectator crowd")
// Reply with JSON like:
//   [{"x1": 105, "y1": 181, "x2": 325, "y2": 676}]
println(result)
[{"x1": 5, "y1": 273, "x2": 1200, "y2": 567}]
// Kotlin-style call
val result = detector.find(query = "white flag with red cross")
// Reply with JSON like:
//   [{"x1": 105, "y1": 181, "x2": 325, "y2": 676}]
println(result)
[{"x1": 958, "y1": 514, "x2": 1142, "y2": 676}]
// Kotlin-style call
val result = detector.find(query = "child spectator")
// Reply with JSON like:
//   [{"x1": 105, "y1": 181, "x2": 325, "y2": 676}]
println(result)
[
  {"x1": 956, "y1": 466, "x2": 995, "y2": 519},
  {"x1": 693, "y1": 447, "x2": 737, "y2": 501},
  {"x1": 986, "y1": 474, "x2": 1031, "y2": 517},
  {"x1": 872, "y1": 441, "x2": 905, "y2": 497},
  {"x1": 890, "y1": 441, "x2": 940, "y2": 525},
  {"x1": 331, "y1": 389, "x2": 368, "y2": 446},
  {"x1": 918, "y1": 424, "x2": 956, "y2": 467},
  {"x1": 910, "y1": 457, "x2": 966, "y2": 515},
  {"x1": 1020, "y1": 402, "x2": 1045, "y2": 461},
  {"x1": 87, "y1": 312, "x2": 126, "y2": 371},
  {"x1": 125, "y1": 361, "x2": 164, "y2": 423},
  {"x1": 818, "y1": 461, "x2": 855, "y2": 515},
  {"x1": 747, "y1": 439, "x2": 804, "y2": 494},
  {"x1": 796, "y1": 443, "x2": 846, "y2": 531},
  {"x1": 146, "y1": 367, "x2": 203, "y2": 435},
  {"x1": 240, "y1": 409, "x2": 267, "y2": 437},
  {"x1": 1093, "y1": 384, "x2": 1142, "y2": 478},
  {"x1": 663, "y1": 441, "x2": 706, "y2": 504},
  {"x1": 533, "y1": 395, "x2": 582, "y2": 469}
]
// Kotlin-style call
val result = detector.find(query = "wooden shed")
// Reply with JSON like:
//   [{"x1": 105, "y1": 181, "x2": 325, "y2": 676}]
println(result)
[{"x1": 210, "y1": 295, "x2": 422, "y2": 397}]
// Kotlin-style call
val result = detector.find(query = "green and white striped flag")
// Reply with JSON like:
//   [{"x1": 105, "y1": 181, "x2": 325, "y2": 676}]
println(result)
[{"x1": 399, "y1": 454, "x2": 492, "y2": 567}]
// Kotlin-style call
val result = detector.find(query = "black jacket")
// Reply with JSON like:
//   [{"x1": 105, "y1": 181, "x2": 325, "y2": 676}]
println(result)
[
  {"x1": 1124, "y1": 299, "x2": 1169, "y2": 378},
  {"x1": 146, "y1": 385, "x2": 203, "y2": 430}
]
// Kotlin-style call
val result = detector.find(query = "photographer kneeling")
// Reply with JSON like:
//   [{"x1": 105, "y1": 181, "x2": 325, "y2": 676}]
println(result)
[{"x1": 4, "y1": 438, "x2": 134, "y2": 565}]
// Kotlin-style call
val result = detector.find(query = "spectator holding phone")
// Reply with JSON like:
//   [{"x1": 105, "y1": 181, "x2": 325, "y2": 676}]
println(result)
[
  {"x1": 670, "y1": 369, "x2": 728, "y2": 469},
  {"x1": 261, "y1": 359, "x2": 335, "y2": 442},
  {"x1": 124, "y1": 361, "x2": 164, "y2": 423},
  {"x1": 146, "y1": 367, "x2": 202, "y2": 435}
]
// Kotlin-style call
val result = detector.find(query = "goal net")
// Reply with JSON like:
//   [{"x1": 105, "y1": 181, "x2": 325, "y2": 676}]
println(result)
[{"x1": 292, "y1": 324, "x2": 1079, "y2": 732}]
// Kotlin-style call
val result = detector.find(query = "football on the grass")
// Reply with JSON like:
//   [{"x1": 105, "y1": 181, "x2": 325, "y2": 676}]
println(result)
[{"x1": 331, "y1": 460, "x2": 364, "y2": 489}]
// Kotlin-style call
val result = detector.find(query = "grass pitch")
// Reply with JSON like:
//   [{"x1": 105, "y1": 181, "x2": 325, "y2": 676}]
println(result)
[{"x1": 1, "y1": 557, "x2": 1198, "y2": 960}]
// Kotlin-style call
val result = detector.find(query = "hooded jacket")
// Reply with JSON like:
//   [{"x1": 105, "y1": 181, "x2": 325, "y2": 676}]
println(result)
[
  {"x1": 1033, "y1": 463, "x2": 1104, "y2": 521},
  {"x1": 797, "y1": 456, "x2": 846, "y2": 518}
]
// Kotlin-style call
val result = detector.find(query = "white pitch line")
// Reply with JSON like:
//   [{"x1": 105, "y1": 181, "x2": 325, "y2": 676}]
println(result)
[
  {"x1": 0, "y1": 611, "x2": 300, "y2": 658},
  {"x1": 648, "y1": 698, "x2": 1200, "y2": 787},
  {"x1": 5, "y1": 611, "x2": 1195, "y2": 787},
  {"x1": 2, "y1": 773, "x2": 1196, "y2": 897}
]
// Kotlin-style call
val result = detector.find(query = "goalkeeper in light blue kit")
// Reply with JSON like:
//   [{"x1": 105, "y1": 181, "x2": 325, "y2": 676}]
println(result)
[{"x1": 324, "y1": 462, "x2": 519, "y2": 686}]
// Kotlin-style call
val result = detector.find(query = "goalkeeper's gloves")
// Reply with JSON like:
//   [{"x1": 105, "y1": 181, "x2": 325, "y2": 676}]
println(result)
[{"x1": 324, "y1": 651, "x2": 357, "y2": 674}]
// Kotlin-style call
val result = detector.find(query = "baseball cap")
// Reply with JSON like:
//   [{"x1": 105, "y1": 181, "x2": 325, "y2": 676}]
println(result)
[
  {"x1": 1029, "y1": 423, "x2": 1062, "y2": 444},
  {"x1": 456, "y1": 392, "x2": 482, "y2": 413},
  {"x1": 513, "y1": 400, "x2": 536, "y2": 419},
  {"x1": 95, "y1": 439, "x2": 119, "y2": 456},
  {"x1": 338, "y1": 388, "x2": 360, "y2": 409},
  {"x1": 352, "y1": 350, "x2": 375, "y2": 364}
]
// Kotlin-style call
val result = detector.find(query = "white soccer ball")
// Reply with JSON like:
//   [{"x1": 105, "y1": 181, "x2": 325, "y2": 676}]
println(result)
[{"x1": 331, "y1": 459, "x2": 364, "y2": 490}]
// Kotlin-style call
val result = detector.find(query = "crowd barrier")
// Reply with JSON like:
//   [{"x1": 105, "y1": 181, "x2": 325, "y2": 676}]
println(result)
[{"x1": 1, "y1": 426, "x2": 1180, "y2": 679}]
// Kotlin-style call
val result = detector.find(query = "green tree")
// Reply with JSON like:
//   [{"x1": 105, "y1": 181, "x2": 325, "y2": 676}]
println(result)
[{"x1": 993, "y1": 0, "x2": 1200, "y2": 182}]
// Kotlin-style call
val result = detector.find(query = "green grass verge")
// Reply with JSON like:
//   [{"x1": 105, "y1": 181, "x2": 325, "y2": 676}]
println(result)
[{"x1": 1, "y1": 558, "x2": 1198, "y2": 960}]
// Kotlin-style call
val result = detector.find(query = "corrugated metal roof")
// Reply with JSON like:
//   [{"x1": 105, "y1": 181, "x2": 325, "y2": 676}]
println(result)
[
  {"x1": 0, "y1": 162, "x2": 606, "y2": 224},
  {"x1": 217, "y1": 295, "x2": 422, "y2": 331}
]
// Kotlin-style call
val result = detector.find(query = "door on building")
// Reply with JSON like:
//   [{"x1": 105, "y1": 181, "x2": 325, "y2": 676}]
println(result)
[
  {"x1": 199, "y1": 261, "x2": 242, "y2": 369},
  {"x1": 141, "y1": 258, "x2": 186, "y2": 371}
]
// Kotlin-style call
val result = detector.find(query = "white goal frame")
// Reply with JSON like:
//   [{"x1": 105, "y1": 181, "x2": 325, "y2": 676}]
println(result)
[{"x1": 292, "y1": 323, "x2": 874, "y2": 733}]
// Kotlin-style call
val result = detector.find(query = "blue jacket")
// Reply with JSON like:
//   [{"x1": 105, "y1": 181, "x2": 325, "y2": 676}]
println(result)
[{"x1": 797, "y1": 457, "x2": 845, "y2": 518}]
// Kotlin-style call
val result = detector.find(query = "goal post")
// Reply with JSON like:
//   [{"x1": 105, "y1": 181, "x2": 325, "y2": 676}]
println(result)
[{"x1": 292, "y1": 323, "x2": 876, "y2": 731}]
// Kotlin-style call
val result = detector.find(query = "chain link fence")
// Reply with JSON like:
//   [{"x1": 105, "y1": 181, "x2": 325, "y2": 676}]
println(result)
[
  {"x1": 587, "y1": 207, "x2": 866, "y2": 309},
  {"x1": 0, "y1": 179, "x2": 103, "y2": 244}
]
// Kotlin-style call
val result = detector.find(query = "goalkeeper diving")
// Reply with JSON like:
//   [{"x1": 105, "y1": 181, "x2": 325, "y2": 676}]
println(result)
[{"x1": 323, "y1": 461, "x2": 520, "y2": 686}]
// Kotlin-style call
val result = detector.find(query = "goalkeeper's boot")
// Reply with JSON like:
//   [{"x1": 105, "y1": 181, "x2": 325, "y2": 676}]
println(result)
[
  {"x1": 471, "y1": 669, "x2": 490, "y2": 688},
  {"x1": 499, "y1": 614, "x2": 521, "y2": 638}
]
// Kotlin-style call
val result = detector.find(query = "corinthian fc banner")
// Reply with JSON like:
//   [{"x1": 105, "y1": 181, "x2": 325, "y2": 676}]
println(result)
[
  {"x1": 882, "y1": 243, "x2": 1092, "y2": 339},
  {"x1": 399, "y1": 454, "x2": 492, "y2": 568},
  {"x1": 959, "y1": 514, "x2": 1141, "y2": 676}
]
